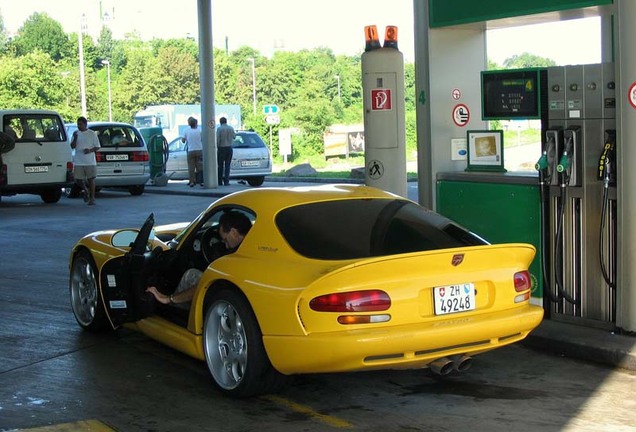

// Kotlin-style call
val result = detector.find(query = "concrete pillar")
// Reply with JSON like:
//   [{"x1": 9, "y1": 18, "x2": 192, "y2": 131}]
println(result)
[
  {"x1": 197, "y1": 0, "x2": 218, "y2": 188},
  {"x1": 413, "y1": 0, "x2": 433, "y2": 208},
  {"x1": 616, "y1": 0, "x2": 636, "y2": 331}
]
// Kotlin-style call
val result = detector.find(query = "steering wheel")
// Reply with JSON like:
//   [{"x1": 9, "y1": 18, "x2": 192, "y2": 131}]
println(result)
[{"x1": 201, "y1": 226, "x2": 227, "y2": 263}]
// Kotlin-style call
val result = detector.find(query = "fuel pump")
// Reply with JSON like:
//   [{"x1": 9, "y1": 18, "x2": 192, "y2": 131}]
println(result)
[
  {"x1": 536, "y1": 129, "x2": 562, "y2": 303},
  {"x1": 553, "y1": 126, "x2": 581, "y2": 306},
  {"x1": 598, "y1": 129, "x2": 617, "y2": 295}
]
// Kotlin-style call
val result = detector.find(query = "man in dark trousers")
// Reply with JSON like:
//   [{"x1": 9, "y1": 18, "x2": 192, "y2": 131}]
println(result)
[{"x1": 215, "y1": 117, "x2": 236, "y2": 186}]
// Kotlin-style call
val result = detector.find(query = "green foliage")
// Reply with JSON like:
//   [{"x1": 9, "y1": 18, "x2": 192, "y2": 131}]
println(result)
[
  {"x1": 0, "y1": 13, "x2": 424, "y2": 161},
  {"x1": 503, "y1": 52, "x2": 557, "y2": 69},
  {"x1": 0, "y1": 12, "x2": 7, "y2": 55},
  {"x1": 11, "y1": 12, "x2": 72, "y2": 62}
]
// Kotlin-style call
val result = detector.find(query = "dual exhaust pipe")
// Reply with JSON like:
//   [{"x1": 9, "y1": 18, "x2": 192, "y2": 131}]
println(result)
[{"x1": 428, "y1": 355, "x2": 473, "y2": 376}]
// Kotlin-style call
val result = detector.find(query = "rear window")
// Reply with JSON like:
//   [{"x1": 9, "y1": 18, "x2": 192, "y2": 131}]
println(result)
[
  {"x1": 275, "y1": 199, "x2": 487, "y2": 260},
  {"x1": 3, "y1": 114, "x2": 66, "y2": 142},
  {"x1": 233, "y1": 132, "x2": 265, "y2": 149},
  {"x1": 90, "y1": 125, "x2": 144, "y2": 148}
]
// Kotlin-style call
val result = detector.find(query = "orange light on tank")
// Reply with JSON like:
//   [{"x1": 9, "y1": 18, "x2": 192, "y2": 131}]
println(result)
[
  {"x1": 364, "y1": 25, "x2": 381, "y2": 51},
  {"x1": 383, "y1": 26, "x2": 398, "y2": 49}
]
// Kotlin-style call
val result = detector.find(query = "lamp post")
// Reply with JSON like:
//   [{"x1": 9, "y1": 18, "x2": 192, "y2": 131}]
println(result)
[
  {"x1": 335, "y1": 74, "x2": 341, "y2": 102},
  {"x1": 101, "y1": 60, "x2": 112, "y2": 121},
  {"x1": 78, "y1": 13, "x2": 88, "y2": 117},
  {"x1": 248, "y1": 58, "x2": 256, "y2": 115}
]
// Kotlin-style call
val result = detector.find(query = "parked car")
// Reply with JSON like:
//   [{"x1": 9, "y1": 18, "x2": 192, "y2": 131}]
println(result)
[
  {"x1": 69, "y1": 184, "x2": 544, "y2": 398},
  {"x1": 0, "y1": 109, "x2": 73, "y2": 203},
  {"x1": 166, "y1": 130, "x2": 272, "y2": 186},
  {"x1": 65, "y1": 122, "x2": 150, "y2": 197}
]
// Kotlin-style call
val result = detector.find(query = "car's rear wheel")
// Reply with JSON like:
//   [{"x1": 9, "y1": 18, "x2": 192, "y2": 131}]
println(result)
[
  {"x1": 247, "y1": 176, "x2": 265, "y2": 187},
  {"x1": 40, "y1": 188, "x2": 62, "y2": 203},
  {"x1": 70, "y1": 250, "x2": 108, "y2": 332},
  {"x1": 203, "y1": 288, "x2": 289, "y2": 398},
  {"x1": 129, "y1": 185, "x2": 145, "y2": 196}
]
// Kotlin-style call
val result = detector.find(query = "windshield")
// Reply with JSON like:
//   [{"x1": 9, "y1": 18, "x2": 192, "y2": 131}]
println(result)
[{"x1": 276, "y1": 199, "x2": 487, "y2": 260}]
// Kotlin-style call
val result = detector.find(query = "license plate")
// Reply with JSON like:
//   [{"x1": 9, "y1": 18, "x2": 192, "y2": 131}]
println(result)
[
  {"x1": 25, "y1": 165, "x2": 49, "y2": 173},
  {"x1": 240, "y1": 160, "x2": 259, "y2": 167},
  {"x1": 106, "y1": 154, "x2": 128, "y2": 161},
  {"x1": 433, "y1": 283, "x2": 476, "y2": 315}
]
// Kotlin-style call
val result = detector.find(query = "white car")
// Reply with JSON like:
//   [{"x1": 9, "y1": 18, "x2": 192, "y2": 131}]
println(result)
[{"x1": 166, "y1": 130, "x2": 272, "y2": 186}]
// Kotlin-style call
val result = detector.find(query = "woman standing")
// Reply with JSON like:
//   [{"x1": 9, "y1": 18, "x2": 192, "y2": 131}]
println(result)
[{"x1": 182, "y1": 116, "x2": 203, "y2": 187}]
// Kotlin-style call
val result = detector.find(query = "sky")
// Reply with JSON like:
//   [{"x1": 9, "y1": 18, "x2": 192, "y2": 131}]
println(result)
[{"x1": 0, "y1": 0, "x2": 601, "y2": 65}]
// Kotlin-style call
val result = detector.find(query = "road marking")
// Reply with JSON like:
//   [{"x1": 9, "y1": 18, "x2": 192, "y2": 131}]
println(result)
[
  {"x1": 264, "y1": 395, "x2": 354, "y2": 429},
  {"x1": 16, "y1": 419, "x2": 115, "y2": 431}
]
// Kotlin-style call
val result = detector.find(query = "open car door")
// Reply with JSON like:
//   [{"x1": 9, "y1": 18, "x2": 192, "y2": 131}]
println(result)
[{"x1": 100, "y1": 213, "x2": 158, "y2": 328}]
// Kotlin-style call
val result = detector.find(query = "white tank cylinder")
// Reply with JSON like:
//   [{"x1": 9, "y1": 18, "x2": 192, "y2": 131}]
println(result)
[{"x1": 362, "y1": 41, "x2": 407, "y2": 197}]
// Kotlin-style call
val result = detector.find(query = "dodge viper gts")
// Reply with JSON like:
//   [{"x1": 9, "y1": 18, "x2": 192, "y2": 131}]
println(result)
[{"x1": 69, "y1": 184, "x2": 543, "y2": 397}]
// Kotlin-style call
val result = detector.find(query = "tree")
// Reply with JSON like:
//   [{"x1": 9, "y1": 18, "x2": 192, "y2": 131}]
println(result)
[
  {"x1": 151, "y1": 45, "x2": 200, "y2": 104},
  {"x1": 0, "y1": 12, "x2": 7, "y2": 55},
  {"x1": 503, "y1": 52, "x2": 556, "y2": 69},
  {"x1": 0, "y1": 51, "x2": 71, "y2": 113},
  {"x1": 12, "y1": 12, "x2": 71, "y2": 61}
]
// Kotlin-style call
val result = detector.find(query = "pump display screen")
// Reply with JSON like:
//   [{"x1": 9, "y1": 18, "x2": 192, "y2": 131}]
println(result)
[{"x1": 482, "y1": 70, "x2": 540, "y2": 119}]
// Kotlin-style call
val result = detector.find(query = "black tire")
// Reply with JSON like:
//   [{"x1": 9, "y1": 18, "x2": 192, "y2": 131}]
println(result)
[
  {"x1": 246, "y1": 176, "x2": 265, "y2": 187},
  {"x1": 41, "y1": 188, "x2": 62, "y2": 203},
  {"x1": 203, "y1": 288, "x2": 289, "y2": 398},
  {"x1": 129, "y1": 184, "x2": 145, "y2": 196},
  {"x1": 70, "y1": 249, "x2": 109, "y2": 332}
]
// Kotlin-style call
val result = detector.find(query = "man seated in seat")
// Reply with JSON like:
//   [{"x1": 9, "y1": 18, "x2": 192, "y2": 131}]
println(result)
[{"x1": 146, "y1": 211, "x2": 252, "y2": 309}]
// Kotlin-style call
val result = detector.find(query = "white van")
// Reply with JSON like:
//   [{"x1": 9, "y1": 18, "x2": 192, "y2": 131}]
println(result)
[{"x1": 0, "y1": 110, "x2": 73, "y2": 203}]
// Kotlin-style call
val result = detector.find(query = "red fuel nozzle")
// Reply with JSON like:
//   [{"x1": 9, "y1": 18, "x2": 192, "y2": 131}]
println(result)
[{"x1": 364, "y1": 25, "x2": 381, "y2": 51}]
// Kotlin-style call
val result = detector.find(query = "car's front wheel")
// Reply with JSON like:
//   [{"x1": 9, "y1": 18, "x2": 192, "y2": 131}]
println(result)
[
  {"x1": 70, "y1": 250, "x2": 108, "y2": 332},
  {"x1": 203, "y1": 288, "x2": 289, "y2": 398}
]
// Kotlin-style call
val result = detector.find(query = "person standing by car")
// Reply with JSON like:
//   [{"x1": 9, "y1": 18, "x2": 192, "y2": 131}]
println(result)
[
  {"x1": 145, "y1": 211, "x2": 252, "y2": 308},
  {"x1": 216, "y1": 116, "x2": 235, "y2": 186},
  {"x1": 182, "y1": 116, "x2": 203, "y2": 187},
  {"x1": 70, "y1": 116, "x2": 100, "y2": 205}
]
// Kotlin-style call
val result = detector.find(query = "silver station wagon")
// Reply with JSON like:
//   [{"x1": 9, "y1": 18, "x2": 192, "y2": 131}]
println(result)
[
  {"x1": 65, "y1": 122, "x2": 151, "y2": 197},
  {"x1": 166, "y1": 130, "x2": 272, "y2": 186}
]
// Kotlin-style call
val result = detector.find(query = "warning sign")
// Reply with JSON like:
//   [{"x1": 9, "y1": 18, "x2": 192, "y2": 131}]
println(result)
[
  {"x1": 451, "y1": 88, "x2": 461, "y2": 100},
  {"x1": 629, "y1": 81, "x2": 636, "y2": 110},
  {"x1": 371, "y1": 89, "x2": 392, "y2": 111},
  {"x1": 452, "y1": 104, "x2": 470, "y2": 127}
]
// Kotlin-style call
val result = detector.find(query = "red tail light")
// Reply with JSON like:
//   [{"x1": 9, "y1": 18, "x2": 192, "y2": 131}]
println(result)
[
  {"x1": 514, "y1": 271, "x2": 531, "y2": 292},
  {"x1": 131, "y1": 151, "x2": 149, "y2": 162},
  {"x1": 310, "y1": 290, "x2": 391, "y2": 312},
  {"x1": 66, "y1": 162, "x2": 74, "y2": 182},
  {"x1": 95, "y1": 152, "x2": 105, "y2": 162}
]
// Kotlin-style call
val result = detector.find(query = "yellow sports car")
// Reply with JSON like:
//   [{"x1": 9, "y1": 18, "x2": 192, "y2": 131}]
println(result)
[{"x1": 69, "y1": 184, "x2": 543, "y2": 398}]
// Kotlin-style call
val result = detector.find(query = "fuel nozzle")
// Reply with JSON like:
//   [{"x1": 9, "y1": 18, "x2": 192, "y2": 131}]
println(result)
[
  {"x1": 535, "y1": 152, "x2": 549, "y2": 172},
  {"x1": 556, "y1": 152, "x2": 569, "y2": 174}
]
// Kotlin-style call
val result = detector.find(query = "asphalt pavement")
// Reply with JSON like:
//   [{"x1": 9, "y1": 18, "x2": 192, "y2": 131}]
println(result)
[{"x1": 144, "y1": 177, "x2": 636, "y2": 373}]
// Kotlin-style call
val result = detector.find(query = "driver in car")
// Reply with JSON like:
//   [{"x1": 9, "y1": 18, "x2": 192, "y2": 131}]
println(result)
[{"x1": 146, "y1": 211, "x2": 252, "y2": 308}]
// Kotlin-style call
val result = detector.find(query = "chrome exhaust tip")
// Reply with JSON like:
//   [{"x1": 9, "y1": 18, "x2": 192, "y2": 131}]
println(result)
[
  {"x1": 428, "y1": 357, "x2": 454, "y2": 376},
  {"x1": 449, "y1": 354, "x2": 473, "y2": 372}
]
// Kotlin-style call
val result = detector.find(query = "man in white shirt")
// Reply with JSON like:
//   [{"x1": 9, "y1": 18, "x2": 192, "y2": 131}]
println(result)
[
  {"x1": 70, "y1": 116, "x2": 100, "y2": 205},
  {"x1": 182, "y1": 116, "x2": 203, "y2": 187}
]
